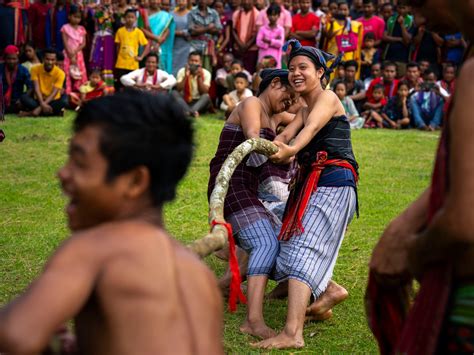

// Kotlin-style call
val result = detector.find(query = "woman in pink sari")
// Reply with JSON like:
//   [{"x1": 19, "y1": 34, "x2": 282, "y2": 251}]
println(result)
[{"x1": 61, "y1": 5, "x2": 87, "y2": 94}]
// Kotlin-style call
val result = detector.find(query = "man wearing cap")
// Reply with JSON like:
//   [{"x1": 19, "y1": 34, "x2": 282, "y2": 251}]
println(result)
[
  {"x1": 1, "y1": 45, "x2": 32, "y2": 114},
  {"x1": 19, "y1": 48, "x2": 67, "y2": 117}
]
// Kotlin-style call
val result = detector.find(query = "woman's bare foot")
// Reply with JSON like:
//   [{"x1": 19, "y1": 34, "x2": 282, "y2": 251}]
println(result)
[
  {"x1": 251, "y1": 329, "x2": 304, "y2": 349},
  {"x1": 305, "y1": 309, "x2": 333, "y2": 323},
  {"x1": 265, "y1": 281, "x2": 288, "y2": 300},
  {"x1": 240, "y1": 320, "x2": 277, "y2": 339},
  {"x1": 306, "y1": 281, "x2": 348, "y2": 317}
]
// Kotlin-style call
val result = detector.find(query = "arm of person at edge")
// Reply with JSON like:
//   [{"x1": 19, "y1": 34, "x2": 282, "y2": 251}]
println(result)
[
  {"x1": 239, "y1": 97, "x2": 264, "y2": 139},
  {"x1": 271, "y1": 90, "x2": 340, "y2": 164},
  {"x1": 0, "y1": 234, "x2": 100, "y2": 353},
  {"x1": 408, "y1": 59, "x2": 474, "y2": 278},
  {"x1": 135, "y1": 43, "x2": 150, "y2": 62}
]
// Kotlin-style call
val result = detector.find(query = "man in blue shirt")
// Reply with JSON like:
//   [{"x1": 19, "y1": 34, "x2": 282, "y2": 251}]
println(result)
[{"x1": 1, "y1": 45, "x2": 32, "y2": 114}]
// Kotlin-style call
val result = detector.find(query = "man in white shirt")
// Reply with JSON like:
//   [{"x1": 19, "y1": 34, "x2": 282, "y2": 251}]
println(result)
[
  {"x1": 120, "y1": 53, "x2": 177, "y2": 92},
  {"x1": 172, "y1": 51, "x2": 212, "y2": 118}
]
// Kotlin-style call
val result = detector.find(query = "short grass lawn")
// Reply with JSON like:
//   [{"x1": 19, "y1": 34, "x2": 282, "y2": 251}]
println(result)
[{"x1": 0, "y1": 111, "x2": 439, "y2": 353}]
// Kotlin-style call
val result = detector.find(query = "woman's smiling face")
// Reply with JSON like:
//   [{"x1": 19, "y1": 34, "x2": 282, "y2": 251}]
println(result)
[{"x1": 288, "y1": 56, "x2": 324, "y2": 94}]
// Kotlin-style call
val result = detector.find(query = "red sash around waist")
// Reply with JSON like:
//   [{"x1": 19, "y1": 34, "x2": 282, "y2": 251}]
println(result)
[{"x1": 278, "y1": 151, "x2": 358, "y2": 241}]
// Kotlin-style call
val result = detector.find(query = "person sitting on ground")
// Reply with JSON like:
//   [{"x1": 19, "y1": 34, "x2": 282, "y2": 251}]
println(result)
[
  {"x1": 252, "y1": 55, "x2": 277, "y2": 93},
  {"x1": 410, "y1": 69, "x2": 446, "y2": 131},
  {"x1": 363, "y1": 83, "x2": 387, "y2": 128},
  {"x1": 21, "y1": 42, "x2": 41, "y2": 73},
  {"x1": 1, "y1": 45, "x2": 32, "y2": 114},
  {"x1": 334, "y1": 81, "x2": 365, "y2": 129},
  {"x1": 0, "y1": 91, "x2": 224, "y2": 354},
  {"x1": 381, "y1": 80, "x2": 411, "y2": 129},
  {"x1": 402, "y1": 61, "x2": 423, "y2": 93},
  {"x1": 366, "y1": 60, "x2": 399, "y2": 101},
  {"x1": 215, "y1": 52, "x2": 234, "y2": 100},
  {"x1": 437, "y1": 62, "x2": 456, "y2": 98},
  {"x1": 114, "y1": 9, "x2": 150, "y2": 91},
  {"x1": 120, "y1": 53, "x2": 176, "y2": 92},
  {"x1": 225, "y1": 59, "x2": 253, "y2": 92},
  {"x1": 172, "y1": 51, "x2": 212, "y2": 118},
  {"x1": 220, "y1": 72, "x2": 254, "y2": 118},
  {"x1": 342, "y1": 60, "x2": 366, "y2": 112},
  {"x1": 69, "y1": 69, "x2": 108, "y2": 110},
  {"x1": 363, "y1": 62, "x2": 381, "y2": 90},
  {"x1": 19, "y1": 48, "x2": 67, "y2": 117}
]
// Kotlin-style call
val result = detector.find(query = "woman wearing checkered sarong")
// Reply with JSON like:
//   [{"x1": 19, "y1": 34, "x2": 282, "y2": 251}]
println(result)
[
  {"x1": 252, "y1": 40, "x2": 359, "y2": 350},
  {"x1": 208, "y1": 69, "x2": 296, "y2": 340}
]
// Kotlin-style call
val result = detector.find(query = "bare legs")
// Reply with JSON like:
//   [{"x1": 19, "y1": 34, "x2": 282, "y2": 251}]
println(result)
[
  {"x1": 305, "y1": 281, "x2": 348, "y2": 321},
  {"x1": 252, "y1": 279, "x2": 310, "y2": 349},
  {"x1": 239, "y1": 276, "x2": 277, "y2": 339}
]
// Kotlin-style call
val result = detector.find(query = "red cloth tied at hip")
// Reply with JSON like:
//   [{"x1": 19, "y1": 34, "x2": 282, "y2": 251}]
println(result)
[{"x1": 278, "y1": 151, "x2": 358, "y2": 241}]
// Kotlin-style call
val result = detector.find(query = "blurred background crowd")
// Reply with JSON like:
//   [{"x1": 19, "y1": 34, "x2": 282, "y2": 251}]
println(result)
[{"x1": 0, "y1": 0, "x2": 466, "y2": 129}]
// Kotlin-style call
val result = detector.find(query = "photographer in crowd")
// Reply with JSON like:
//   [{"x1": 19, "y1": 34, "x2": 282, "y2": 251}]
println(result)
[
  {"x1": 409, "y1": 69, "x2": 447, "y2": 131},
  {"x1": 172, "y1": 51, "x2": 212, "y2": 118}
]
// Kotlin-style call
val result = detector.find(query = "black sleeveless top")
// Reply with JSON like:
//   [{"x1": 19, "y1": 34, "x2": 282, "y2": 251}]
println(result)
[{"x1": 297, "y1": 115, "x2": 359, "y2": 176}]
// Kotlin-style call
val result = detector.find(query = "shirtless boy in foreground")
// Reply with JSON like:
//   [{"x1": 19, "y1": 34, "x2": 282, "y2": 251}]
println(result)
[{"x1": 0, "y1": 91, "x2": 223, "y2": 354}]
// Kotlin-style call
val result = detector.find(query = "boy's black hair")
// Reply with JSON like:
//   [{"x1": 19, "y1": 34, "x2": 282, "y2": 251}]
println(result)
[
  {"x1": 407, "y1": 61, "x2": 420, "y2": 69},
  {"x1": 188, "y1": 51, "x2": 202, "y2": 59},
  {"x1": 69, "y1": 4, "x2": 81, "y2": 15},
  {"x1": 231, "y1": 59, "x2": 244, "y2": 67},
  {"x1": 234, "y1": 72, "x2": 249, "y2": 82},
  {"x1": 344, "y1": 60, "x2": 358, "y2": 71},
  {"x1": 43, "y1": 48, "x2": 57, "y2": 57},
  {"x1": 145, "y1": 52, "x2": 160, "y2": 63},
  {"x1": 364, "y1": 32, "x2": 376, "y2": 41},
  {"x1": 334, "y1": 80, "x2": 347, "y2": 90},
  {"x1": 371, "y1": 61, "x2": 381, "y2": 68},
  {"x1": 382, "y1": 60, "x2": 397, "y2": 71},
  {"x1": 73, "y1": 90, "x2": 194, "y2": 207},
  {"x1": 124, "y1": 8, "x2": 137, "y2": 17},
  {"x1": 423, "y1": 68, "x2": 437, "y2": 78},
  {"x1": 267, "y1": 3, "x2": 281, "y2": 15},
  {"x1": 337, "y1": 61, "x2": 345, "y2": 68},
  {"x1": 397, "y1": 80, "x2": 409, "y2": 89},
  {"x1": 373, "y1": 83, "x2": 385, "y2": 92}
]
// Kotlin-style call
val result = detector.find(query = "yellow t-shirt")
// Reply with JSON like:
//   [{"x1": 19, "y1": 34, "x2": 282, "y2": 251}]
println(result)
[
  {"x1": 30, "y1": 64, "x2": 65, "y2": 100},
  {"x1": 115, "y1": 27, "x2": 149, "y2": 70}
]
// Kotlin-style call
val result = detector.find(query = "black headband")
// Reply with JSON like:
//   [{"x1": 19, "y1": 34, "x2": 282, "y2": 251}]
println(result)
[{"x1": 258, "y1": 68, "x2": 290, "y2": 95}]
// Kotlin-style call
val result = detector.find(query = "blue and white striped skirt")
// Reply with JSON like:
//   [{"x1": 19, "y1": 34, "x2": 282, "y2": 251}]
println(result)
[{"x1": 274, "y1": 186, "x2": 356, "y2": 298}]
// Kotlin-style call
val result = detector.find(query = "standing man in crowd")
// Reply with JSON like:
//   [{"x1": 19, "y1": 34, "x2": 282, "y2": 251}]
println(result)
[
  {"x1": 232, "y1": 0, "x2": 259, "y2": 73},
  {"x1": 356, "y1": 0, "x2": 385, "y2": 48},
  {"x1": 1, "y1": 45, "x2": 31, "y2": 114},
  {"x1": 288, "y1": 0, "x2": 320, "y2": 48},
  {"x1": 188, "y1": 0, "x2": 222, "y2": 72},
  {"x1": 19, "y1": 48, "x2": 67, "y2": 117},
  {"x1": 172, "y1": 51, "x2": 212, "y2": 118}
]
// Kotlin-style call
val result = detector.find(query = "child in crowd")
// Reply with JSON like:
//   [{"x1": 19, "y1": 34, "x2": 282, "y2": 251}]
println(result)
[
  {"x1": 252, "y1": 55, "x2": 277, "y2": 93},
  {"x1": 381, "y1": 80, "x2": 411, "y2": 129},
  {"x1": 363, "y1": 83, "x2": 387, "y2": 128},
  {"x1": 360, "y1": 32, "x2": 379, "y2": 80},
  {"x1": 334, "y1": 81, "x2": 365, "y2": 129},
  {"x1": 256, "y1": 4, "x2": 285, "y2": 69},
  {"x1": 336, "y1": 61, "x2": 346, "y2": 80},
  {"x1": 70, "y1": 69, "x2": 108, "y2": 110},
  {"x1": 363, "y1": 62, "x2": 381, "y2": 90},
  {"x1": 225, "y1": 59, "x2": 252, "y2": 92},
  {"x1": 220, "y1": 72, "x2": 253, "y2": 117},
  {"x1": 114, "y1": 9, "x2": 150, "y2": 90},
  {"x1": 214, "y1": 0, "x2": 231, "y2": 57},
  {"x1": 21, "y1": 42, "x2": 41, "y2": 73},
  {"x1": 61, "y1": 5, "x2": 87, "y2": 95},
  {"x1": 438, "y1": 62, "x2": 456, "y2": 97}
]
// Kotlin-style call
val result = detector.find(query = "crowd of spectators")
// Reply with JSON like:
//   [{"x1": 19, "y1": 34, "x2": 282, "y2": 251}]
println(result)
[{"x1": 0, "y1": 0, "x2": 466, "y2": 128}]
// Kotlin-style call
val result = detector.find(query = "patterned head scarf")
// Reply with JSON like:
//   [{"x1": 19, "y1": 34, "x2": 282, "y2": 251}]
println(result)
[
  {"x1": 258, "y1": 68, "x2": 290, "y2": 96},
  {"x1": 285, "y1": 39, "x2": 342, "y2": 83}
]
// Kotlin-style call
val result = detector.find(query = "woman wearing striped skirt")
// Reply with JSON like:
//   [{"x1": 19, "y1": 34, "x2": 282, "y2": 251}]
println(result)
[{"x1": 253, "y1": 40, "x2": 359, "y2": 350}]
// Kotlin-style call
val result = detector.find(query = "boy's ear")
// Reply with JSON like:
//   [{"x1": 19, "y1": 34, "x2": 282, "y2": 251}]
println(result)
[{"x1": 123, "y1": 166, "x2": 151, "y2": 201}]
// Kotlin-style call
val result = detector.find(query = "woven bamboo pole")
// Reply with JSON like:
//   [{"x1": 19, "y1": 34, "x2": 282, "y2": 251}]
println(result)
[{"x1": 188, "y1": 138, "x2": 278, "y2": 258}]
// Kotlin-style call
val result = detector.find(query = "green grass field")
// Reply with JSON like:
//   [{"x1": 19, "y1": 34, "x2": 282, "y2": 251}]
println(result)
[{"x1": 0, "y1": 112, "x2": 439, "y2": 353}]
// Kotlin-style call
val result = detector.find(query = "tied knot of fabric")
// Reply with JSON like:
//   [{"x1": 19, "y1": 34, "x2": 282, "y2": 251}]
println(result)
[{"x1": 211, "y1": 220, "x2": 247, "y2": 312}]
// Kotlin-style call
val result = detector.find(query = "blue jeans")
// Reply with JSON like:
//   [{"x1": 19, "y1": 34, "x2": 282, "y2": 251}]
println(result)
[{"x1": 410, "y1": 95, "x2": 444, "y2": 128}]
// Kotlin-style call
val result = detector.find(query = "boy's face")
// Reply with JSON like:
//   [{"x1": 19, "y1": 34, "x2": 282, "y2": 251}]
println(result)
[
  {"x1": 125, "y1": 12, "x2": 137, "y2": 27},
  {"x1": 337, "y1": 66, "x2": 345, "y2": 78},
  {"x1": 364, "y1": 38, "x2": 375, "y2": 49},
  {"x1": 443, "y1": 66, "x2": 455, "y2": 82},
  {"x1": 231, "y1": 63, "x2": 243, "y2": 74},
  {"x1": 234, "y1": 77, "x2": 248, "y2": 92},
  {"x1": 145, "y1": 56, "x2": 158, "y2": 72},
  {"x1": 90, "y1": 73, "x2": 102, "y2": 86},
  {"x1": 383, "y1": 65, "x2": 397, "y2": 82},
  {"x1": 406, "y1": 66, "x2": 420, "y2": 82},
  {"x1": 58, "y1": 126, "x2": 132, "y2": 231},
  {"x1": 345, "y1": 66, "x2": 356, "y2": 81},
  {"x1": 223, "y1": 54, "x2": 233, "y2": 71},
  {"x1": 299, "y1": 0, "x2": 311, "y2": 13},
  {"x1": 371, "y1": 64, "x2": 381, "y2": 77},
  {"x1": 363, "y1": 2, "x2": 374, "y2": 17},
  {"x1": 382, "y1": 5, "x2": 392, "y2": 19},
  {"x1": 335, "y1": 84, "x2": 346, "y2": 100},
  {"x1": 397, "y1": 5, "x2": 408, "y2": 17},
  {"x1": 372, "y1": 88, "x2": 384, "y2": 101}
]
